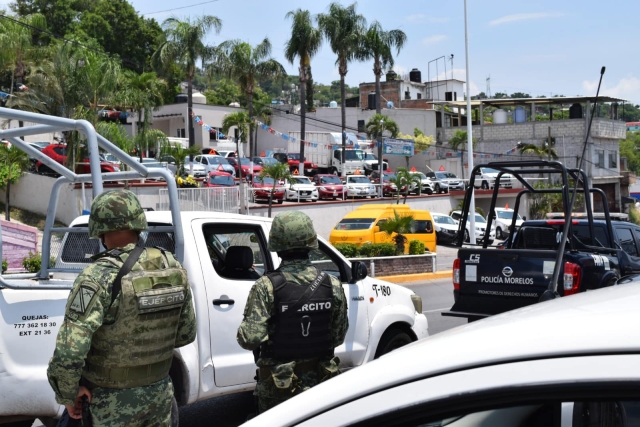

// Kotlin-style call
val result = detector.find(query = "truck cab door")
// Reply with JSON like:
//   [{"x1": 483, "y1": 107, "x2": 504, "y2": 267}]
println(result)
[{"x1": 192, "y1": 219, "x2": 275, "y2": 388}]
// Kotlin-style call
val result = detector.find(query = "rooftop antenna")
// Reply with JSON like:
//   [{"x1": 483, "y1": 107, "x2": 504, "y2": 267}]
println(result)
[
  {"x1": 450, "y1": 54, "x2": 454, "y2": 81},
  {"x1": 486, "y1": 75, "x2": 491, "y2": 98}
]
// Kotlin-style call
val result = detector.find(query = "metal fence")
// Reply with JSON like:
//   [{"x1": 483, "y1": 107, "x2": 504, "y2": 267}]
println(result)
[{"x1": 159, "y1": 187, "x2": 244, "y2": 213}]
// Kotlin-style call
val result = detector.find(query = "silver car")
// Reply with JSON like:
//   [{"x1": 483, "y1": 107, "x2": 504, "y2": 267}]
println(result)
[
  {"x1": 194, "y1": 154, "x2": 235, "y2": 177},
  {"x1": 426, "y1": 170, "x2": 466, "y2": 193}
]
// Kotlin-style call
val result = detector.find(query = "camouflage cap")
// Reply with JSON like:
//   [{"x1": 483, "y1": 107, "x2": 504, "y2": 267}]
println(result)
[
  {"x1": 88, "y1": 189, "x2": 147, "y2": 238},
  {"x1": 268, "y1": 211, "x2": 318, "y2": 252}
]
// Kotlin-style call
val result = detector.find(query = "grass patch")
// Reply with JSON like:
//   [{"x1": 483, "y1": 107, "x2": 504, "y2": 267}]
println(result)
[{"x1": 0, "y1": 201, "x2": 66, "y2": 231}]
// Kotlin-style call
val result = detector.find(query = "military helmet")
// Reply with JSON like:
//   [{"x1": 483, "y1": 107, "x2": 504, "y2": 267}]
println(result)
[
  {"x1": 268, "y1": 211, "x2": 318, "y2": 252},
  {"x1": 88, "y1": 189, "x2": 147, "y2": 238}
]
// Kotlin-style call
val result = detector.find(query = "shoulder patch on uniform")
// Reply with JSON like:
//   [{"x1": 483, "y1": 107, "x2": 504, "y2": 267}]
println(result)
[{"x1": 69, "y1": 282, "x2": 100, "y2": 315}]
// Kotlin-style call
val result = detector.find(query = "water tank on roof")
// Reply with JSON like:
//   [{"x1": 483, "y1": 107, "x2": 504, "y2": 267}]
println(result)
[
  {"x1": 329, "y1": 100, "x2": 338, "y2": 108},
  {"x1": 387, "y1": 101, "x2": 394, "y2": 109},
  {"x1": 514, "y1": 106, "x2": 526, "y2": 123},
  {"x1": 569, "y1": 103, "x2": 583, "y2": 119},
  {"x1": 174, "y1": 94, "x2": 188, "y2": 104},
  {"x1": 493, "y1": 108, "x2": 508, "y2": 124},
  {"x1": 409, "y1": 68, "x2": 422, "y2": 83},
  {"x1": 386, "y1": 70, "x2": 397, "y2": 81},
  {"x1": 367, "y1": 92, "x2": 377, "y2": 110}
]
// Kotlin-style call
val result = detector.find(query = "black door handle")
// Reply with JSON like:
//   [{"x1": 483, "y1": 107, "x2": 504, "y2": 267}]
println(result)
[{"x1": 213, "y1": 299, "x2": 235, "y2": 306}]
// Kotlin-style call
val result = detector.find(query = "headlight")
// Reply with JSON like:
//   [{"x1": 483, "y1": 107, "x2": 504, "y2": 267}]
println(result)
[
  {"x1": 411, "y1": 294, "x2": 423, "y2": 313},
  {"x1": 112, "y1": 166, "x2": 120, "y2": 172},
  {"x1": 318, "y1": 186, "x2": 326, "y2": 191}
]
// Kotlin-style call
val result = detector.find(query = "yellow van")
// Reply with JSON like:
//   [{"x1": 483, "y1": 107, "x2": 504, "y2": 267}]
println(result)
[{"x1": 329, "y1": 204, "x2": 436, "y2": 253}]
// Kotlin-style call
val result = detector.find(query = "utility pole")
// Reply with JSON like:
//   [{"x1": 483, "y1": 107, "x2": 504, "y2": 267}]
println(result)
[
  {"x1": 464, "y1": 0, "x2": 476, "y2": 243},
  {"x1": 378, "y1": 119, "x2": 384, "y2": 198}
]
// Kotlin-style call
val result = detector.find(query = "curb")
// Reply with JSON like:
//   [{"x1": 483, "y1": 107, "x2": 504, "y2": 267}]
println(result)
[{"x1": 377, "y1": 270, "x2": 452, "y2": 283}]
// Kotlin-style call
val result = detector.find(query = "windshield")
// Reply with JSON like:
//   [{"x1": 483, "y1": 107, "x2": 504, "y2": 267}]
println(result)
[
  {"x1": 412, "y1": 172, "x2": 427, "y2": 179},
  {"x1": 254, "y1": 177, "x2": 275, "y2": 185},
  {"x1": 209, "y1": 175, "x2": 234, "y2": 186},
  {"x1": 435, "y1": 173, "x2": 447, "y2": 179},
  {"x1": 104, "y1": 153, "x2": 118, "y2": 162},
  {"x1": 320, "y1": 176, "x2": 342, "y2": 184},
  {"x1": 433, "y1": 215, "x2": 456, "y2": 225},
  {"x1": 348, "y1": 176, "x2": 371, "y2": 184},
  {"x1": 261, "y1": 158, "x2": 278, "y2": 166},
  {"x1": 497, "y1": 210, "x2": 523, "y2": 220},
  {"x1": 335, "y1": 218, "x2": 375, "y2": 230},
  {"x1": 444, "y1": 172, "x2": 457, "y2": 178},
  {"x1": 382, "y1": 174, "x2": 397, "y2": 182},
  {"x1": 474, "y1": 214, "x2": 486, "y2": 223},
  {"x1": 209, "y1": 157, "x2": 229, "y2": 165},
  {"x1": 482, "y1": 167, "x2": 500, "y2": 174},
  {"x1": 363, "y1": 153, "x2": 378, "y2": 160},
  {"x1": 290, "y1": 177, "x2": 312, "y2": 185},
  {"x1": 239, "y1": 158, "x2": 252, "y2": 166},
  {"x1": 287, "y1": 153, "x2": 301, "y2": 160},
  {"x1": 344, "y1": 150, "x2": 365, "y2": 161}
]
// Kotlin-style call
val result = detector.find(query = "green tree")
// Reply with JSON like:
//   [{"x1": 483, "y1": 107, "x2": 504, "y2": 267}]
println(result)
[
  {"x1": 153, "y1": 15, "x2": 222, "y2": 151},
  {"x1": 204, "y1": 79, "x2": 240, "y2": 106},
  {"x1": 214, "y1": 38, "x2": 285, "y2": 158},
  {"x1": 285, "y1": 8, "x2": 322, "y2": 173},
  {"x1": 258, "y1": 161, "x2": 291, "y2": 218},
  {"x1": 360, "y1": 21, "x2": 406, "y2": 114},
  {"x1": 389, "y1": 167, "x2": 421, "y2": 205},
  {"x1": 10, "y1": 0, "x2": 77, "y2": 41},
  {"x1": 76, "y1": 49, "x2": 122, "y2": 122},
  {"x1": 378, "y1": 209, "x2": 414, "y2": 255},
  {"x1": 0, "y1": 144, "x2": 30, "y2": 221},
  {"x1": 158, "y1": 140, "x2": 201, "y2": 177},
  {"x1": 448, "y1": 130, "x2": 477, "y2": 180},
  {"x1": 398, "y1": 131, "x2": 434, "y2": 168},
  {"x1": 0, "y1": 13, "x2": 46, "y2": 94},
  {"x1": 365, "y1": 114, "x2": 398, "y2": 194},
  {"x1": 252, "y1": 101, "x2": 271, "y2": 156},
  {"x1": 620, "y1": 132, "x2": 640, "y2": 173},
  {"x1": 318, "y1": 2, "x2": 366, "y2": 167}
]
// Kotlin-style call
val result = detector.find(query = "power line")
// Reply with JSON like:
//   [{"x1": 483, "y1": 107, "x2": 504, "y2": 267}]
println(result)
[{"x1": 141, "y1": 0, "x2": 219, "y2": 16}]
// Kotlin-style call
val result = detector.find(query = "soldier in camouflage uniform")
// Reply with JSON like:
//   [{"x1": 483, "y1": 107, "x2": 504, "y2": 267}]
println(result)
[
  {"x1": 47, "y1": 189, "x2": 196, "y2": 426},
  {"x1": 237, "y1": 211, "x2": 349, "y2": 413}
]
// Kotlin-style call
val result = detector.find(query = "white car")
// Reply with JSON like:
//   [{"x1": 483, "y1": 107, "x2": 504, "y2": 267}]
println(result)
[
  {"x1": 283, "y1": 176, "x2": 319, "y2": 202},
  {"x1": 473, "y1": 166, "x2": 513, "y2": 190},
  {"x1": 161, "y1": 155, "x2": 207, "y2": 178},
  {"x1": 408, "y1": 171, "x2": 435, "y2": 195},
  {"x1": 345, "y1": 175, "x2": 377, "y2": 198},
  {"x1": 431, "y1": 213, "x2": 459, "y2": 244},
  {"x1": 493, "y1": 207, "x2": 524, "y2": 240},
  {"x1": 244, "y1": 279, "x2": 640, "y2": 427},
  {"x1": 450, "y1": 210, "x2": 495, "y2": 243}
]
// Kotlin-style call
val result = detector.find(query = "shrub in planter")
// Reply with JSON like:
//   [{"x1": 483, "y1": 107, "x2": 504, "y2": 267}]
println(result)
[
  {"x1": 2, "y1": 259, "x2": 7, "y2": 273},
  {"x1": 22, "y1": 252, "x2": 54, "y2": 273},
  {"x1": 333, "y1": 243, "x2": 358, "y2": 258},
  {"x1": 358, "y1": 243, "x2": 396, "y2": 257},
  {"x1": 409, "y1": 239, "x2": 425, "y2": 255}
]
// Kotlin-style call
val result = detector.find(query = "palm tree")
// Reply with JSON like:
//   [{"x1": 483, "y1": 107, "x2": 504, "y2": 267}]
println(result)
[
  {"x1": 252, "y1": 102, "x2": 271, "y2": 157},
  {"x1": 0, "y1": 13, "x2": 46, "y2": 95},
  {"x1": 0, "y1": 145, "x2": 30, "y2": 221},
  {"x1": 285, "y1": 8, "x2": 322, "y2": 173},
  {"x1": 258, "y1": 162, "x2": 292, "y2": 218},
  {"x1": 318, "y1": 2, "x2": 366, "y2": 171},
  {"x1": 448, "y1": 130, "x2": 477, "y2": 181},
  {"x1": 389, "y1": 167, "x2": 422, "y2": 204},
  {"x1": 361, "y1": 21, "x2": 407, "y2": 114},
  {"x1": 365, "y1": 114, "x2": 398, "y2": 196},
  {"x1": 76, "y1": 49, "x2": 122, "y2": 123},
  {"x1": 158, "y1": 141, "x2": 201, "y2": 177},
  {"x1": 222, "y1": 111, "x2": 253, "y2": 213},
  {"x1": 153, "y1": 15, "x2": 222, "y2": 152},
  {"x1": 378, "y1": 209, "x2": 414, "y2": 255},
  {"x1": 214, "y1": 38, "x2": 285, "y2": 158}
]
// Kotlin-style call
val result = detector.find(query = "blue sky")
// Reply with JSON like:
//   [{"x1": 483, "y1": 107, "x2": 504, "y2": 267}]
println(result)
[{"x1": 12, "y1": 0, "x2": 639, "y2": 103}]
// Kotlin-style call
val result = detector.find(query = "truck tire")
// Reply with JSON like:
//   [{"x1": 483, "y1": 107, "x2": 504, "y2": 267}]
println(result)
[
  {"x1": 496, "y1": 227, "x2": 504, "y2": 240},
  {"x1": 374, "y1": 327, "x2": 413, "y2": 359},
  {"x1": 329, "y1": 167, "x2": 338, "y2": 176},
  {"x1": 481, "y1": 181, "x2": 489, "y2": 190},
  {"x1": 435, "y1": 184, "x2": 441, "y2": 193}
]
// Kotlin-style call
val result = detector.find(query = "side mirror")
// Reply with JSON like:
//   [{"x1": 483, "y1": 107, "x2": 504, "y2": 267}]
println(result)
[
  {"x1": 522, "y1": 216, "x2": 527, "y2": 221},
  {"x1": 350, "y1": 261, "x2": 368, "y2": 283},
  {"x1": 373, "y1": 226, "x2": 380, "y2": 233}
]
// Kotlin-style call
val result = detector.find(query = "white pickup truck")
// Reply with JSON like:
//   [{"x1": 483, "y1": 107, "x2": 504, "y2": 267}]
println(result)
[{"x1": 0, "y1": 109, "x2": 428, "y2": 426}]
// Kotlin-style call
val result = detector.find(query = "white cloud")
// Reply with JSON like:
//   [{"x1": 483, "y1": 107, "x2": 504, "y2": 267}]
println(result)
[
  {"x1": 422, "y1": 35, "x2": 447, "y2": 46},
  {"x1": 583, "y1": 76, "x2": 640, "y2": 103},
  {"x1": 406, "y1": 14, "x2": 449, "y2": 23},
  {"x1": 489, "y1": 12, "x2": 564, "y2": 26}
]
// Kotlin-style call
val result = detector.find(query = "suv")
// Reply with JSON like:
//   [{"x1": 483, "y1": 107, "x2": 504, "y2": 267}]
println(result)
[
  {"x1": 450, "y1": 210, "x2": 495, "y2": 244},
  {"x1": 426, "y1": 171, "x2": 465, "y2": 193},
  {"x1": 473, "y1": 167, "x2": 513, "y2": 190},
  {"x1": 493, "y1": 207, "x2": 524, "y2": 240}
]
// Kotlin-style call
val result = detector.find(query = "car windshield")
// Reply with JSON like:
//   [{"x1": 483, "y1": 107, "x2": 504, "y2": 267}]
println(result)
[
  {"x1": 254, "y1": 177, "x2": 275, "y2": 185},
  {"x1": 497, "y1": 210, "x2": 523, "y2": 220},
  {"x1": 435, "y1": 173, "x2": 447, "y2": 179},
  {"x1": 344, "y1": 150, "x2": 365, "y2": 161},
  {"x1": 434, "y1": 215, "x2": 456, "y2": 225},
  {"x1": 208, "y1": 157, "x2": 229, "y2": 165},
  {"x1": 382, "y1": 174, "x2": 397, "y2": 182},
  {"x1": 209, "y1": 175, "x2": 234, "y2": 186},
  {"x1": 320, "y1": 176, "x2": 342, "y2": 184},
  {"x1": 474, "y1": 214, "x2": 486, "y2": 223},
  {"x1": 239, "y1": 158, "x2": 252, "y2": 166},
  {"x1": 287, "y1": 153, "x2": 301, "y2": 160},
  {"x1": 482, "y1": 167, "x2": 500, "y2": 174},
  {"x1": 335, "y1": 218, "x2": 375, "y2": 230},
  {"x1": 348, "y1": 176, "x2": 371, "y2": 184},
  {"x1": 363, "y1": 153, "x2": 378, "y2": 160},
  {"x1": 412, "y1": 172, "x2": 427, "y2": 179},
  {"x1": 444, "y1": 172, "x2": 457, "y2": 178},
  {"x1": 260, "y1": 158, "x2": 278, "y2": 166},
  {"x1": 290, "y1": 177, "x2": 312, "y2": 184},
  {"x1": 104, "y1": 153, "x2": 118, "y2": 162}
]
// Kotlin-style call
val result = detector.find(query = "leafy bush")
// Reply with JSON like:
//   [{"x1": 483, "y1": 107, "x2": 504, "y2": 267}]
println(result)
[
  {"x1": 358, "y1": 243, "x2": 396, "y2": 257},
  {"x1": 22, "y1": 252, "x2": 49, "y2": 273},
  {"x1": 409, "y1": 239, "x2": 425, "y2": 255},
  {"x1": 333, "y1": 243, "x2": 358, "y2": 258},
  {"x1": 630, "y1": 206, "x2": 640, "y2": 226},
  {"x1": 2, "y1": 259, "x2": 7, "y2": 273}
]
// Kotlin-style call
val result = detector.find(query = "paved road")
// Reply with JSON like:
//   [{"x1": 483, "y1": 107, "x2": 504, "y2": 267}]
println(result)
[{"x1": 33, "y1": 277, "x2": 461, "y2": 427}]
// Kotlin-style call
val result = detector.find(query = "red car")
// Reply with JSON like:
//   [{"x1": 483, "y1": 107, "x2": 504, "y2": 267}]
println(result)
[
  {"x1": 251, "y1": 176, "x2": 284, "y2": 204},
  {"x1": 226, "y1": 157, "x2": 262, "y2": 181},
  {"x1": 311, "y1": 174, "x2": 347, "y2": 200},
  {"x1": 370, "y1": 171, "x2": 406, "y2": 196},
  {"x1": 273, "y1": 152, "x2": 317, "y2": 175},
  {"x1": 35, "y1": 144, "x2": 118, "y2": 175},
  {"x1": 203, "y1": 171, "x2": 235, "y2": 188}
]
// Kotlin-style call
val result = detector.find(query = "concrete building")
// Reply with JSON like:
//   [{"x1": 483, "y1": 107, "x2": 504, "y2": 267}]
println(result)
[{"x1": 434, "y1": 96, "x2": 628, "y2": 212}]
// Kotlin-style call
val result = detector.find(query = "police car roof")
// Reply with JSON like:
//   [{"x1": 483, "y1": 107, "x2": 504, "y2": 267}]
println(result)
[{"x1": 243, "y1": 281, "x2": 640, "y2": 426}]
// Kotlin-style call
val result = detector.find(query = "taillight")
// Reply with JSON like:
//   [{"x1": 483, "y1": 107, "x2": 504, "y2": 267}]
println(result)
[
  {"x1": 453, "y1": 258, "x2": 461, "y2": 290},
  {"x1": 546, "y1": 220, "x2": 579, "y2": 225},
  {"x1": 563, "y1": 262, "x2": 581, "y2": 295}
]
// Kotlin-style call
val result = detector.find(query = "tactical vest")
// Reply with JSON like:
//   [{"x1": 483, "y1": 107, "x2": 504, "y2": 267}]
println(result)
[
  {"x1": 262, "y1": 269, "x2": 334, "y2": 360},
  {"x1": 83, "y1": 248, "x2": 189, "y2": 389}
]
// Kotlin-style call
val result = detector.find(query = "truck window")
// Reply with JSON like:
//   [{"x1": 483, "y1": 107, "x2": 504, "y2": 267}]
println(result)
[
  {"x1": 616, "y1": 228, "x2": 638, "y2": 257},
  {"x1": 202, "y1": 225, "x2": 269, "y2": 280},
  {"x1": 309, "y1": 240, "x2": 345, "y2": 281},
  {"x1": 572, "y1": 224, "x2": 609, "y2": 247},
  {"x1": 411, "y1": 220, "x2": 433, "y2": 234}
]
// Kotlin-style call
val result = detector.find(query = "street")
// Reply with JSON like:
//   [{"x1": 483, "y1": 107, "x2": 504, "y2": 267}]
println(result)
[{"x1": 176, "y1": 276, "x2": 462, "y2": 427}]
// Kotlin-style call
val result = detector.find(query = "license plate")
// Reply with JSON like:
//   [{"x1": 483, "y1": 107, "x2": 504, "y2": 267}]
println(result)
[{"x1": 333, "y1": 191, "x2": 337, "y2": 195}]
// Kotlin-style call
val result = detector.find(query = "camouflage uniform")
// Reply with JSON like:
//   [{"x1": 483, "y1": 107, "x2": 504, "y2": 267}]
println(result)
[
  {"x1": 47, "y1": 190, "x2": 196, "y2": 427},
  {"x1": 237, "y1": 211, "x2": 349, "y2": 413}
]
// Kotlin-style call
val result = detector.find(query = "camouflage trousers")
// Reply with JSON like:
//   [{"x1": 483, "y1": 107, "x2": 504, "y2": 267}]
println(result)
[
  {"x1": 88, "y1": 376, "x2": 173, "y2": 427},
  {"x1": 255, "y1": 357, "x2": 340, "y2": 414}
]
